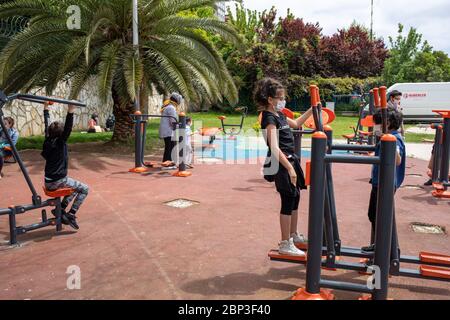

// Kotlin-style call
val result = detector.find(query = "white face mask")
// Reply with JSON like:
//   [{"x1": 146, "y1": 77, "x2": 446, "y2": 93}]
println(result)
[
  {"x1": 275, "y1": 100, "x2": 286, "y2": 111},
  {"x1": 374, "y1": 124, "x2": 382, "y2": 137}
]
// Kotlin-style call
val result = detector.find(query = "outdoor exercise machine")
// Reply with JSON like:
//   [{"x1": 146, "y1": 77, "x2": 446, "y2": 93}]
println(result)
[
  {"x1": 0, "y1": 89, "x2": 86, "y2": 245},
  {"x1": 218, "y1": 106, "x2": 248, "y2": 137},
  {"x1": 198, "y1": 106, "x2": 249, "y2": 149},
  {"x1": 429, "y1": 110, "x2": 450, "y2": 199},
  {"x1": 269, "y1": 85, "x2": 450, "y2": 300},
  {"x1": 342, "y1": 90, "x2": 376, "y2": 146},
  {"x1": 129, "y1": 111, "x2": 192, "y2": 177}
]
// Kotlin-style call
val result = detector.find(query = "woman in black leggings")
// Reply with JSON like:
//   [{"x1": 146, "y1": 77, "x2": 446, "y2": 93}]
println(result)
[{"x1": 256, "y1": 78, "x2": 313, "y2": 257}]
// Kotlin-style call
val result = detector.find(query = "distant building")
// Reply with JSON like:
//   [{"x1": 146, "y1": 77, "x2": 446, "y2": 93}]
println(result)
[{"x1": 215, "y1": 2, "x2": 227, "y2": 21}]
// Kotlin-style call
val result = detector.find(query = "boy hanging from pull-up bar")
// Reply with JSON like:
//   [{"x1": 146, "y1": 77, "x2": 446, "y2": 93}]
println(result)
[{"x1": 41, "y1": 102, "x2": 89, "y2": 230}]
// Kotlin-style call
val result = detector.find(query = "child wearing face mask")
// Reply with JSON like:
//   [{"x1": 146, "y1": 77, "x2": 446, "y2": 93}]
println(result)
[
  {"x1": 387, "y1": 90, "x2": 405, "y2": 139},
  {"x1": 255, "y1": 78, "x2": 313, "y2": 257},
  {"x1": 362, "y1": 109, "x2": 406, "y2": 252}
]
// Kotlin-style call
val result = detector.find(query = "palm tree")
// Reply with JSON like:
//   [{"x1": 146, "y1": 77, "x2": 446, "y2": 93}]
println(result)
[{"x1": 0, "y1": 0, "x2": 242, "y2": 141}]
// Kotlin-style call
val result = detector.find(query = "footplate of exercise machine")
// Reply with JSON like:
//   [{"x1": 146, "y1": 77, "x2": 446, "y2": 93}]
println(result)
[
  {"x1": 268, "y1": 250, "x2": 368, "y2": 272},
  {"x1": 268, "y1": 250, "x2": 307, "y2": 264},
  {"x1": 420, "y1": 252, "x2": 450, "y2": 266},
  {"x1": 322, "y1": 245, "x2": 450, "y2": 269},
  {"x1": 399, "y1": 267, "x2": 450, "y2": 282}
]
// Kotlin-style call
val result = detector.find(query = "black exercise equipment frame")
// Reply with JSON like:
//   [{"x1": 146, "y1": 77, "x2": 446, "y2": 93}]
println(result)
[{"x1": 0, "y1": 89, "x2": 86, "y2": 245}]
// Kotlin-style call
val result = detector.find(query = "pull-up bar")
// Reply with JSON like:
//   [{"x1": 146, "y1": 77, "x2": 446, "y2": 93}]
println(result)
[{"x1": 6, "y1": 93, "x2": 87, "y2": 107}]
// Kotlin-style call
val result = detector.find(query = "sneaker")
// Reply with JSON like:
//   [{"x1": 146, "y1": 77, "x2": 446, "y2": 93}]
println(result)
[
  {"x1": 291, "y1": 232, "x2": 308, "y2": 245},
  {"x1": 424, "y1": 179, "x2": 433, "y2": 186},
  {"x1": 65, "y1": 213, "x2": 79, "y2": 230},
  {"x1": 51, "y1": 209, "x2": 70, "y2": 225},
  {"x1": 279, "y1": 239, "x2": 306, "y2": 257},
  {"x1": 361, "y1": 244, "x2": 375, "y2": 252}
]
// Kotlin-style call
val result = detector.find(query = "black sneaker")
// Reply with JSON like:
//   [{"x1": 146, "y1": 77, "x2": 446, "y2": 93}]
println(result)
[
  {"x1": 361, "y1": 244, "x2": 375, "y2": 252},
  {"x1": 65, "y1": 213, "x2": 79, "y2": 230},
  {"x1": 424, "y1": 179, "x2": 433, "y2": 186},
  {"x1": 51, "y1": 209, "x2": 70, "y2": 225}
]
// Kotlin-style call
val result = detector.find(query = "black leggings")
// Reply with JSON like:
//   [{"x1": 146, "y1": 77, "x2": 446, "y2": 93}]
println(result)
[
  {"x1": 280, "y1": 193, "x2": 300, "y2": 216},
  {"x1": 0, "y1": 154, "x2": 3, "y2": 175},
  {"x1": 163, "y1": 137, "x2": 176, "y2": 162}
]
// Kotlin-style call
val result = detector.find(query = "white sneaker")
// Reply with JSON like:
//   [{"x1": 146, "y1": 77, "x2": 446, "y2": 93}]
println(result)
[
  {"x1": 291, "y1": 232, "x2": 308, "y2": 245},
  {"x1": 278, "y1": 239, "x2": 306, "y2": 257}
]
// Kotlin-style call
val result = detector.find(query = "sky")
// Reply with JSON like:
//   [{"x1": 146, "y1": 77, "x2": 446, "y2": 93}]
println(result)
[{"x1": 233, "y1": 0, "x2": 450, "y2": 54}]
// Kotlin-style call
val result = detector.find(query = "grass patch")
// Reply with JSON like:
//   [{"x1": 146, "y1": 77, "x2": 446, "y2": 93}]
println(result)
[{"x1": 15, "y1": 112, "x2": 435, "y2": 152}]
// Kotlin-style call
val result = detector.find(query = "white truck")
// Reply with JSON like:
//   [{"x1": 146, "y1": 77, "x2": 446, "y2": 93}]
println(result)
[{"x1": 387, "y1": 82, "x2": 450, "y2": 122}]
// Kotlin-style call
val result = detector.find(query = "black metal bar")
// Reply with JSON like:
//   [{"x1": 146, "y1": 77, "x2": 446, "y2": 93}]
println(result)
[
  {"x1": 12, "y1": 94, "x2": 86, "y2": 107},
  {"x1": 439, "y1": 118, "x2": 450, "y2": 183},
  {"x1": 141, "y1": 120, "x2": 148, "y2": 166},
  {"x1": 55, "y1": 198, "x2": 62, "y2": 232},
  {"x1": 368, "y1": 92, "x2": 375, "y2": 145},
  {"x1": 331, "y1": 144, "x2": 377, "y2": 152},
  {"x1": 178, "y1": 113, "x2": 187, "y2": 172},
  {"x1": 432, "y1": 126, "x2": 442, "y2": 182},
  {"x1": 323, "y1": 183, "x2": 336, "y2": 264},
  {"x1": 1, "y1": 200, "x2": 55, "y2": 218},
  {"x1": 339, "y1": 247, "x2": 374, "y2": 259},
  {"x1": 9, "y1": 207, "x2": 17, "y2": 245},
  {"x1": 17, "y1": 220, "x2": 54, "y2": 234},
  {"x1": 130, "y1": 114, "x2": 178, "y2": 123},
  {"x1": 0, "y1": 208, "x2": 12, "y2": 216},
  {"x1": 134, "y1": 116, "x2": 143, "y2": 169},
  {"x1": 372, "y1": 135, "x2": 397, "y2": 300},
  {"x1": 312, "y1": 107, "x2": 323, "y2": 132},
  {"x1": 293, "y1": 131, "x2": 302, "y2": 158},
  {"x1": 325, "y1": 129, "x2": 341, "y2": 254},
  {"x1": 323, "y1": 129, "x2": 337, "y2": 261},
  {"x1": 389, "y1": 212, "x2": 401, "y2": 275},
  {"x1": 320, "y1": 280, "x2": 374, "y2": 294},
  {"x1": 325, "y1": 155, "x2": 380, "y2": 165},
  {"x1": 305, "y1": 132, "x2": 327, "y2": 294}
]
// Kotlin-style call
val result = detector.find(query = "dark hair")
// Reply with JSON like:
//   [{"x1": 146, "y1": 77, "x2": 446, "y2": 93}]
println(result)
[
  {"x1": 373, "y1": 108, "x2": 403, "y2": 131},
  {"x1": 186, "y1": 117, "x2": 192, "y2": 123},
  {"x1": 4, "y1": 117, "x2": 14, "y2": 128},
  {"x1": 253, "y1": 78, "x2": 285, "y2": 111},
  {"x1": 48, "y1": 121, "x2": 64, "y2": 139},
  {"x1": 387, "y1": 109, "x2": 403, "y2": 131},
  {"x1": 373, "y1": 109, "x2": 383, "y2": 125},
  {"x1": 388, "y1": 90, "x2": 402, "y2": 100}
]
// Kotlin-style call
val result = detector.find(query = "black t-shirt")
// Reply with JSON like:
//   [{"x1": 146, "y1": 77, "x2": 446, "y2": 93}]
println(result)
[{"x1": 261, "y1": 111, "x2": 295, "y2": 155}]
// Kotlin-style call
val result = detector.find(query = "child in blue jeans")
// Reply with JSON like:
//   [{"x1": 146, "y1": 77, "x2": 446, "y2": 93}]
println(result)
[{"x1": 362, "y1": 108, "x2": 406, "y2": 252}]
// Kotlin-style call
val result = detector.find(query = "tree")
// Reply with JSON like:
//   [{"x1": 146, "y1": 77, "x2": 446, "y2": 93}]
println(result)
[
  {"x1": 321, "y1": 23, "x2": 388, "y2": 78},
  {"x1": 383, "y1": 24, "x2": 450, "y2": 85},
  {"x1": 275, "y1": 14, "x2": 326, "y2": 77},
  {"x1": 0, "y1": 0, "x2": 242, "y2": 141},
  {"x1": 226, "y1": 3, "x2": 261, "y2": 45}
]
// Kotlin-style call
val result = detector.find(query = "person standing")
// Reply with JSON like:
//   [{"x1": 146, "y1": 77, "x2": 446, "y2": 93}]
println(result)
[{"x1": 159, "y1": 93, "x2": 182, "y2": 165}]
